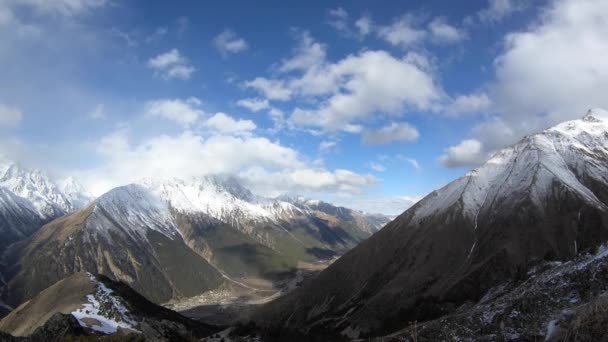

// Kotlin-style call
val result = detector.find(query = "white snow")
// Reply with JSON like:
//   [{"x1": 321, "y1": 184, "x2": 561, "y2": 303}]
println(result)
[
  {"x1": 71, "y1": 273, "x2": 137, "y2": 334},
  {"x1": 411, "y1": 109, "x2": 608, "y2": 226},
  {"x1": 89, "y1": 184, "x2": 182, "y2": 240},
  {"x1": 139, "y1": 177, "x2": 308, "y2": 231},
  {"x1": 0, "y1": 156, "x2": 91, "y2": 218}
]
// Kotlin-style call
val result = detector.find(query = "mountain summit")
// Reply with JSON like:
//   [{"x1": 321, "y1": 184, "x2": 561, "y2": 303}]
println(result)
[{"x1": 253, "y1": 110, "x2": 608, "y2": 337}]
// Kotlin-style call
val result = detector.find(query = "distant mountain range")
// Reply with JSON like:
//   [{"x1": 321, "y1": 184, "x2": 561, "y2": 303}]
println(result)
[
  {"x1": 4, "y1": 110, "x2": 608, "y2": 341},
  {"x1": 250, "y1": 109, "x2": 608, "y2": 339},
  {"x1": 0, "y1": 157, "x2": 390, "y2": 314}
]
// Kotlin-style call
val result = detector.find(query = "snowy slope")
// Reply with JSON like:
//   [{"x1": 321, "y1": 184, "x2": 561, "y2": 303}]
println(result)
[
  {"x1": 0, "y1": 157, "x2": 92, "y2": 218},
  {"x1": 88, "y1": 184, "x2": 182, "y2": 241},
  {"x1": 140, "y1": 176, "x2": 388, "y2": 234},
  {"x1": 140, "y1": 177, "x2": 306, "y2": 229},
  {"x1": 0, "y1": 187, "x2": 44, "y2": 248},
  {"x1": 412, "y1": 108, "x2": 608, "y2": 226},
  {"x1": 58, "y1": 176, "x2": 94, "y2": 210}
]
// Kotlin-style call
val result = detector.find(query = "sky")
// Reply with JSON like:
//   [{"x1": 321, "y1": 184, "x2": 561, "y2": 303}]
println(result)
[{"x1": 0, "y1": 0, "x2": 607, "y2": 215}]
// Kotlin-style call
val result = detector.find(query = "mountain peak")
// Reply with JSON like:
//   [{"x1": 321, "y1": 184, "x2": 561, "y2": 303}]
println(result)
[
  {"x1": 583, "y1": 108, "x2": 608, "y2": 122},
  {"x1": 92, "y1": 184, "x2": 181, "y2": 240}
]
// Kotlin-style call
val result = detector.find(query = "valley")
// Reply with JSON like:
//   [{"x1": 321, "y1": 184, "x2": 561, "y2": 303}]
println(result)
[{"x1": 2, "y1": 0, "x2": 608, "y2": 340}]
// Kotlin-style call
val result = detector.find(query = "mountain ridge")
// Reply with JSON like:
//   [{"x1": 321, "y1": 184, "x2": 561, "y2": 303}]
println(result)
[{"x1": 250, "y1": 109, "x2": 608, "y2": 338}]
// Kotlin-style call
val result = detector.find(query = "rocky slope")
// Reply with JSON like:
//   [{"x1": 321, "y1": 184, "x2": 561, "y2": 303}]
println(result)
[
  {"x1": 3, "y1": 185, "x2": 224, "y2": 308},
  {"x1": 0, "y1": 272, "x2": 220, "y2": 340},
  {"x1": 250, "y1": 109, "x2": 608, "y2": 338}
]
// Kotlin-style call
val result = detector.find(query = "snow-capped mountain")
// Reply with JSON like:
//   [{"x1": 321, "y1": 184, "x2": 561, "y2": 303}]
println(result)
[
  {"x1": 0, "y1": 157, "x2": 92, "y2": 218},
  {"x1": 0, "y1": 187, "x2": 44, "y2": 250},
  {"x1": 89, "y1": 184, "x2": 182, "y2": 241},
  {"x1": 58, "y1": 176, "x2": 94, "y2": 210},
  {"x1": 253, "y1": 109, "x2": 608, "y2": 338},
  {"x1": 5, "y1": 184, "x2": 223, "y2": 308},
  {"x1": 140, "y1": 176, "x2": 306, "y2": 229},
  {"x1": 140, "y1": 176, "x2": 388, "y2": 235}
]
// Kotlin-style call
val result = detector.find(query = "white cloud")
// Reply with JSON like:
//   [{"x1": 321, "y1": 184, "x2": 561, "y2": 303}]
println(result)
[
  {"x1": 80, "y1": 129, "x2": 375, "y2": 197},
  {"x1": 279, "y1": 31, "x2": 326, "y2": 73},
  {"x1": 438, "y1": 139, "x2": 487, "y2": 168},
  {"x1": 147, "y1": 49, "x2": 195, "y2": 80},
  {"x1": 244, "y1": 77, "x2": 292, "y2": 101},
  {"x1": 428, "y1": 17, "x2": 466, "y2": 43},
  {"x1": 236, "y1": 98, "x2": 270, "y2": 112},
  {"x1": 362, "y1": 122, "x2": 420, "y2": 145},
  {"x1": 355, "y1": 16, "x2": 373, "y2": 37},
  {"x1": 404, "y1": 158, "x2": 421, "y2": 170},
  {"x1": 239, "y1": 167, "x2": 376, "y2": 197},
  {"x1": 204, "y1": 112, "x2": 256, "y2": 134},
  {"x1": 327, "y1": 7, "x2": 350, "y2": 35},
  {"x1": 377, "y1": 15, "x2": 427, "y2": 48},
  {"x1": 6, "y1": 0, "x2": 107, "y2": 17},
  {"x1": 451, "y1": 0, "x2": 608, "y2": 166},
  {"x1": 478, "y1": 0, "x2": 524, "y2": 23},
  {"x1": 446, "y1": 92, "x2": 491, "y2": 116},
  {"x1": 145, "y1": 97, "x2": 203, "y2": 127},
  {"x1": 368, "y1": 162, "x2": 386, "y2": 172},
  {"x1": 213, "y1": 29, "x2": 248, "y2": 56},
  {"x1": 288, "y1": 50, "x2": 442, "y2": 132},
  {"x1": 0, "y1": 103, "x2": 22, "y2": 127},
  {"x1": 333, "y1": 195, "x2": 424, "y2": 216},
  {"x1": 318, "y1": 140, "x2": 337, "y2": 153}
]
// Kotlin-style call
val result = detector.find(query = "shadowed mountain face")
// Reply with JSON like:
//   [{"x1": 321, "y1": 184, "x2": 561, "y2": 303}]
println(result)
[{"x1": 252, "y1": 110, "x2": 608, "y2": 338}]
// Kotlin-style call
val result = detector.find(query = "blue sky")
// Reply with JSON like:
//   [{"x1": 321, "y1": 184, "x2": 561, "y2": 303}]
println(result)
[{"x1": 1, "y1": 0, "x2": 607, "y2": 215}]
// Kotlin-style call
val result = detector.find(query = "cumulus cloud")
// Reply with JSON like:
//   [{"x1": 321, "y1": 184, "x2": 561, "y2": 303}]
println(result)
[
  {"x1": 318, "y1": 140, "x2": 337, "y2": 153},
  {"x1": 446, "y1": 92, "x2": 492, "y2": 116},
  {"x1": 377, "y1": 15, "x2": 427, "y2": 48},
  {"x1": 236, "y1": 98, "x2": 270, "y2": 112},
  {"x1": 362, "y1": 122, "x2": 420, "y2": 145},
  {"x1": 443, "y1": 0, "x2": 608, "y2": 168},
  {"x1": 145, "y1": 97, "x2": 203, "y2": 126},
  {"x1": 279, "y1": 31, "x2": 327, "y2": 73},
  {"x1": 0, "y1": 103, "x2": 22, "y2": 127},
  {"x1": 245, "y1": 33, "x2": 441, "y2": 133},
  {"x1": 428, "y1": 17, "x2": 466, "y2": 43},
  {"x1": 289, "y1": 49, "x2": 441, "y2": 132},
  {"x1": 333, "y1": 195, "x2": 424, "y2": 216},
  {"x1": 4, "y1": 0, "x2": 107, "y2": 17},
  {"x1": 79, "y1": 129, "x2": 375, "y2": 197},
  {"x1": 239, "y1": 167, "x2": 376, "y2": 197},
  {"x1": 477, "y1": 0, "x2": 524, "y2": 23},
  {"x1": 213, "y1": 29, "x2": 248, "y2": 56},
  {"x1": 244, "y1": 77, "x2": 292, "y2": 101},
  {"x1": 368, "y1": 162, "x2": 386, "y2": 172},
  {"x1": 438, "y1": 139, "x2": 487, "y2": 168},
  {"x1": 204, "y1": 112, "x2": 256, "y2": 133},
  {"x1": 355, "y1": 16, "x2": 373, "y2": 37},
  {"x1": 327, "y1": 7, "x2": 350, "y2": 36},
  {"x1": 147, "y1": 49, "x2": 195, "y2": 80}
]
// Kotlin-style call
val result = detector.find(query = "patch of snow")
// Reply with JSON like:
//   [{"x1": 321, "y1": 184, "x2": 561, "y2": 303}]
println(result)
[{"x1": 71, "y1": 273, "x2": 137, "y2": 334}]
